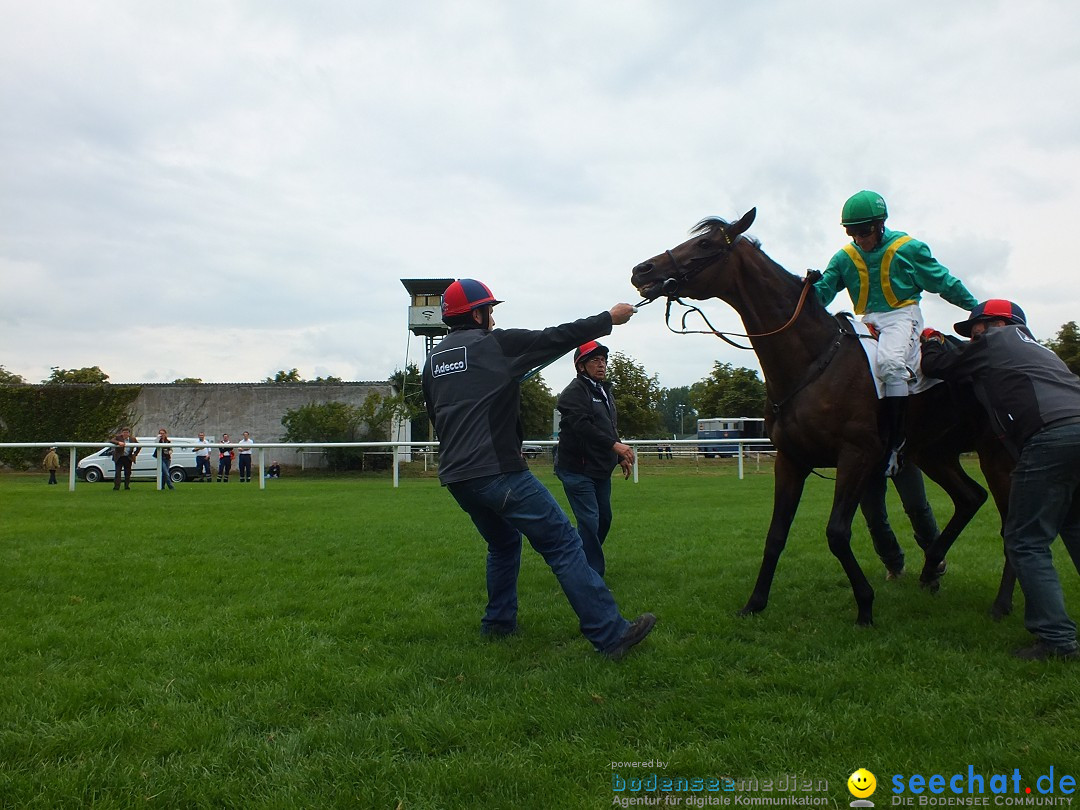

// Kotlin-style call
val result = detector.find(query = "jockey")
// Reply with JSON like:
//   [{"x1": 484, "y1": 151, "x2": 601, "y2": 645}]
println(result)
[{"x1": 814, "y1": 190, "x2": 978, "y2": 476}]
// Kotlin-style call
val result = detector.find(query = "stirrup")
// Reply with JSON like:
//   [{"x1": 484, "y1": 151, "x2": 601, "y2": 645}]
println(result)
[{"x1": 884, "y1": 441, "x2": 906, "y2": 478}]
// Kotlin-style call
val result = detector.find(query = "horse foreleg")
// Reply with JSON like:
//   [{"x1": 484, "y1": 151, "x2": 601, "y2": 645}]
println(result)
[
  {"x1": 980, "y1": 447, "x2": 1016, "y2": 620},
  {"x1": 826, "y1": 458, "x2": 876, "y2": 626},
  {"x1": 740, "y1": 451, "x2": 808, "y2": 617},
  {"x1": 913, "y1": 455, "x2": 987, "y2": 593},
  {"x1": 992, "y1": 547, "x2": 1017, "y2": 621}
]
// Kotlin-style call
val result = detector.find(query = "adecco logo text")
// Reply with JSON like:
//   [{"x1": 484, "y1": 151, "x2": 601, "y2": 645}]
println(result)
[{"x1": 430, "y1": 346, "x2": 467, "y2": 377}]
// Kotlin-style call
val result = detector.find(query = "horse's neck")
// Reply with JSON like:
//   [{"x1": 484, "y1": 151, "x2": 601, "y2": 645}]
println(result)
[{"x1": 724, "y1": 249, "x2": 837, "y2": 392}]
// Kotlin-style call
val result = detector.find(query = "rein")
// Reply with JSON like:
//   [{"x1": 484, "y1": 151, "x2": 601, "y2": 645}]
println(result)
[{"x1": 661, "y1": 271, "x2": 820, "y2": 350}]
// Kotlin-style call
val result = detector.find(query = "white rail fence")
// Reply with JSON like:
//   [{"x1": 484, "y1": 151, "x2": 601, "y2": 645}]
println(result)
[{"x1": 1, "y1": 438, "x2": 775, "y2": 492}]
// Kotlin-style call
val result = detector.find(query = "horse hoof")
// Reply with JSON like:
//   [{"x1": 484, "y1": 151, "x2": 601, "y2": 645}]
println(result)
[
  {"x1": 856, "y1": 615, "x2": 874, "y2": 627},
  {"x1": 989, "y1": 603, "x2": 1012, "y2": 622},
  {"x1": 885, "y1": 568, "x2": 905, "y2": 581},
  {"x1": 920, "y1": 577, "x2": 941, "y2": 595},
  {"x1": 737, "y1": 605, "x2": 763, "y2": 618}
]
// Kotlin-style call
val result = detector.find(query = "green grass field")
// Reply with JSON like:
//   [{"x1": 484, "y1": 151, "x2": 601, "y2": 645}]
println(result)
[{"x1": 1, "y1": 463, "x2": 1077, "y2": 809}]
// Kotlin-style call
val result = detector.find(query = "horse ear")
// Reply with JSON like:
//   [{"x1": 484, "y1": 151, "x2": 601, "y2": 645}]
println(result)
[{"x1": 731, "y1": 207, "x2": 757, "y2": 236}]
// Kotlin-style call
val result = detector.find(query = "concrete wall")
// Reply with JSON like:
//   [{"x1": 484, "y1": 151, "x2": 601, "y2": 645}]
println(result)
[{"x1": 131, "y1": 382, "x2": 395, "y2": 443}]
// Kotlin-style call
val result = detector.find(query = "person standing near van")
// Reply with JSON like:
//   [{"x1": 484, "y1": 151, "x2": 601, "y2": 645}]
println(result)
[
  {"x1": 237, "y1": 431, "x2": 254, "y2": 482},
  {"x1": 217, "y1": 434, "x2": 234, "y2": 482},
  {"x1": 43, "y1": 446, "x2": 60, "y2": 485},
  {"x1": 154, "y1": 428, "x2": 175, "y2": 491},
  {"x1": 111, "y1": 427, "x2": 139, "y2": 490},
  {"x1": 194, "y1": 431, "x2": 212, "y2": 482}
]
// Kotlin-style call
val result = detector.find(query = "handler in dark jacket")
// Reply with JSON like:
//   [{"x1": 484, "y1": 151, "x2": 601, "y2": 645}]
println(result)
[
  {"x1": 921, "y1": 299, "x2": 1080, "y2": 660},
  {"x1": 422, "y1": 279, "x2": 656, "y2": 660},
  {"x1": 554, "y1": 341, "x2": 635, "y2": 577}
]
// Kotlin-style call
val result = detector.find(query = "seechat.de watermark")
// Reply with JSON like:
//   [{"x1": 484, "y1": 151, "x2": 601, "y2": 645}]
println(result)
[{"x1": 889, "y1": 767, "x2": 1075, "y2": 806}]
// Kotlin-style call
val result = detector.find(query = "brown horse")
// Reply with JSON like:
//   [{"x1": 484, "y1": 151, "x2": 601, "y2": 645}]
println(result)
[{"x1": 630, "y1": 208, "x2": 1016, "y2": 625}]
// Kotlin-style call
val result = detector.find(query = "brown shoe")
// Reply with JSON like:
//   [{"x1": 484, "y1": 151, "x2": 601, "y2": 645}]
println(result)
[
  {"x1": 605, "y1": 613, "x2": 657, "y2": 660},
  {"x1": 1012, "y1": 640, "x2": 1079, "y2": 661}
]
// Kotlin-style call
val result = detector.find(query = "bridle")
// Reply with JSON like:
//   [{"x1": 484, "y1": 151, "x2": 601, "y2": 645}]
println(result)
[{"x1": 640, "y1": 227, "x2": 819, "y2": 350}]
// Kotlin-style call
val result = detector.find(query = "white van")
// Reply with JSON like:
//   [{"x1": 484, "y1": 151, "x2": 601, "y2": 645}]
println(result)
[{"x1": 77, "y1": 438, "x2": 203, "y2": 483}]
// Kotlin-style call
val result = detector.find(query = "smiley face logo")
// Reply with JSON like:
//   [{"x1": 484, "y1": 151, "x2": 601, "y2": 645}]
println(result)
[{"x1": 848, "y1": 769, "x2": 877, "y2": 799}]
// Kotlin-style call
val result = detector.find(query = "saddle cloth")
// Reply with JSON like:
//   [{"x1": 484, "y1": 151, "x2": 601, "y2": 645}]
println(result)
[{"x1": 840, "y1": 313, "x2": 942, "y2": 400}]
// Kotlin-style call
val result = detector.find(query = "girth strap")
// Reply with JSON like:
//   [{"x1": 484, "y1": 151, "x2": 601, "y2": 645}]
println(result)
[{"x1": 770, "y1": 315, "x2": 861, "y2": 414}]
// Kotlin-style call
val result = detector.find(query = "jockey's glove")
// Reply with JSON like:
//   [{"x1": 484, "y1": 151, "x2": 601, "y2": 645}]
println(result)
[{"x1": 920, "y1": 328, "x2": 945, "y2": 345}]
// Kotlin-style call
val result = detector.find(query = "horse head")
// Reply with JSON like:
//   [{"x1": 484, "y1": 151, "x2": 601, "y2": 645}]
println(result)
[{"x1": 631, "y1": 207, "x2": 757, "y2": 301}]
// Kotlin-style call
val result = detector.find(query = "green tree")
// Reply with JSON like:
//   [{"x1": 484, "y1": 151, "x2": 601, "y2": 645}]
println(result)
[
  {"x1": 390, "y1": 364, "x2": 428, "y2": 443},
  {"x1": 520, "y1": 374, "x2": 556, "y2": 439},
  {"x1": 1046, "y1": 321, "x2": 1080, "y2": 377},
  {"x1": 311, "y1": 375, "x2": 344, "y2": 383},
  {"x1": 606, "y1": 352, "x2": 663, "y2": 438},
  {"x1": 173, "y1": 377, "x2": 203, "y2": 384},
  {"x1": 0, "y1": 365, "x2": 26, "y2": 384},
  {"x1": 658, "y1": 385, "x2": 697, "y2": 436},
  {"x1": 0, "y1": 380, "x2": 139, "y2": 469},
  {"x1": 280, "y1": 394, "x2": 398, "y2": 472},
  {"x1": 44, "y1": 366, "x2": 109, "y2": 385},
  {"x1": 689, "y1": 363, "x2": 767, "y2": 420},
  {"x1": 265, "y1": 369, "x2": 303, "y2": 383}
]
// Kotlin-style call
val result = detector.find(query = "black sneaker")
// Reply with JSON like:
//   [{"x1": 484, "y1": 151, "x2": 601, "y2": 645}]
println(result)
[
  {"x1": 1012, "y1": 640, "x2": 1079, "y2": 661},
  {"x1": 605, "y1": 613, "x2": 657, "y2": 660},
  {"x1": 481, "y1": 623, "x2": 518, "y2": 638}
]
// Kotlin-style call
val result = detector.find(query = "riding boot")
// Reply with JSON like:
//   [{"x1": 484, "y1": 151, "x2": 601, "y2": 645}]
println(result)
[{"x1": 880, "y1": 395, "x2": 907, "y2": 478}]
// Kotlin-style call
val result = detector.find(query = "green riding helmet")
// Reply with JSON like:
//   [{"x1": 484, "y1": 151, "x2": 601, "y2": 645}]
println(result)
[{"x1": 841, "y1": 190, "x2": 889, "y2": 226}]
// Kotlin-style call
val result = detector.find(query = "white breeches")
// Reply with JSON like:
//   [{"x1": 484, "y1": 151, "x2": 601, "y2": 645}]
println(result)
[{"x1": 862, "y1": 306, "x2": 924, "y2": 397}]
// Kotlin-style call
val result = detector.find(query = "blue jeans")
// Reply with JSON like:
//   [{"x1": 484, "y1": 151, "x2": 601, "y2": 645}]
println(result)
[
  {"x1": 159, "y1": 456, "x2": 175, "y2": 489},
  {"x1": 447, "y1": 470, "x2": 630, "y2": 652},
  {"x1": 860, "y1": 463, "x2": 939, "y2": 573},
  {"x1": 196, "y1": 456, "x2": 211, "y2": 480},
  {"x1": 555, "y1": 467, "x2": 613, "y2": 577},
  {"x1": 1005, "y1": 423, "x2": 1080, "y2": 650}
]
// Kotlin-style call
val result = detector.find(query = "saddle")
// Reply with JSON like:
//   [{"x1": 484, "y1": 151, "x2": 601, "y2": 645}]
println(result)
[{"x1": 836, "y1": 313, "x2": 943, "y2": 399}]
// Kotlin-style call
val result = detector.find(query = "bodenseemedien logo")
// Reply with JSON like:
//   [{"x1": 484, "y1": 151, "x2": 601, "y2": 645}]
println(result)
[{"x1": 849, "y1": 769, "x2": 878, "y2": 808}]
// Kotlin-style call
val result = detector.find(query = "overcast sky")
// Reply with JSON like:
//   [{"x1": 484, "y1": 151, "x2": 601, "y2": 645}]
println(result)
[{"x1": 3, "y1": 0, "x2": 1079, "y2": 393}]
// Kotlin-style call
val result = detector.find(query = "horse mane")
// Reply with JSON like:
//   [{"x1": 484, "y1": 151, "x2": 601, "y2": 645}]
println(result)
[{"x1": 691, "y1": 216, "x2": 760, "y2": 247}]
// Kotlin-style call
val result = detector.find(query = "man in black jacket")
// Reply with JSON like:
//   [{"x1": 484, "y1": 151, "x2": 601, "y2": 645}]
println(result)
[
  {"x1": 921, "y1": 299, "x2": 1080, "y2": 660},
  {"x1": 110, "y1": 426, "x2": 139, "y2": 490},
  {"x1": 422, "y1": 279, "x2": 656, "y2": 660},
  {"x1": 554, "y1": 341, "x2": 635, "y2": 577}
]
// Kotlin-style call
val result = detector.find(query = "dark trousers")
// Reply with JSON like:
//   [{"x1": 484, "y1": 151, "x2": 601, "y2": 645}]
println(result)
[
  {"x1": 1005, "y1": 424, "x2": 1080, "y2": 650},
  {"x1": 238, "y1": 454, "x2": 252, "y2": 481},
  {"x1": 860, "y1": 463, "x2": 939, "y2": 573},
  {"x1": 447, "y1": 470, "x2": 628, "y2": 652},
  {"x1": 218, "y1": 457, "x2": 232, "y2": 481},
  {"x1": 113, "y1": 456, "x2": 134, "y2": 489},
  {"x1": 555, "y1": 467, "x2": 613, "y2": 577}
]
